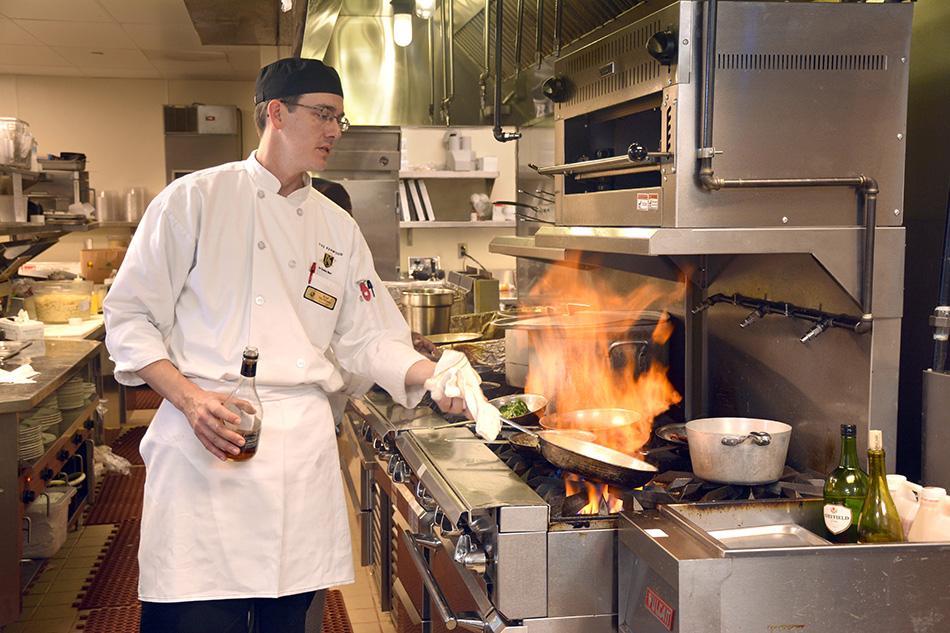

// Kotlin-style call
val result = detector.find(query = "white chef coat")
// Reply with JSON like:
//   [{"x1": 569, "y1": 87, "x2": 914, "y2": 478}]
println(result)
[{"x1": 103, "y1": 152, "x2": 426, "y2": 602}]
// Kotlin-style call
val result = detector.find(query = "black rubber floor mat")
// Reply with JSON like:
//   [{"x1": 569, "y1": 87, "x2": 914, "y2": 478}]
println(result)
[
  {"x1": 84, "y1": 467, "x2": 145, "y2": 524},
  {"x1": 76, "y1": 521, "x2": 139, "y2": 610},
  {"x1": 77, "y1": 605, "x2": 140, "y2": 632},
  {"x1": 109, "y1": 426, "x2": 147, "y2": 465}
]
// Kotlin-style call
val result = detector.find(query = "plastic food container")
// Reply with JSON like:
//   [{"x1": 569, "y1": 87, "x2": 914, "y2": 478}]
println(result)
[
  {"x1": 0, "y1": 118, "x2": 33, "y2": 169},
  {"x1": 31, "y1": 280, "x2": 93, "y2": 323}
]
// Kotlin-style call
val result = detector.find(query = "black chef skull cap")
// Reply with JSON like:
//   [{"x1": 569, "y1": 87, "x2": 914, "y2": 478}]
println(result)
[{"x1": 254, "y1": 58, "x2": 343, "y2": 104}]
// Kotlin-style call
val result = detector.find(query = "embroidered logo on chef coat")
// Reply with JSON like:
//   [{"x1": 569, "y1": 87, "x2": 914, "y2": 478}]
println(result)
[
  {"x1": 304, "y1": 286, "x2": 338, "y2": 310},
  {"x1": 358, "y1": 279, "x2": 375, "y2": 302},
  {"x1": 317, "y1": 242, "x2": 343, "y2": 275}
]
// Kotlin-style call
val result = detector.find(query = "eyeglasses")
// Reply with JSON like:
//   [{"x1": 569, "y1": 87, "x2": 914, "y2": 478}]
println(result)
[{"x1": 281, "y1": 101, "x2": 350, "y2": 132}]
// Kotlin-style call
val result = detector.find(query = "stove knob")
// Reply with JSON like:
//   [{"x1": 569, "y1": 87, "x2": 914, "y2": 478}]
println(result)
[
  {"x1": 40, "y1": 468, "x2": 55, "y2": 482},
  {"x1": 541, "y1": 76, "x2": 568, "y2": 103},
  {"x1": 627, "y1": 143, "x2": 649, "y2": 163},
  {"x1": 392, "y1": 460, "x2": 410, "y2": 484},
  {"x1": 647, "y1": 29, "x2": 677, "y2": 66},
  {"x1": 83, "y1": 419, "x2": 95, "y2": 430},
  {"x1": 72, "y1": 432, "x2": 84, "y2": 445},
  {"x1": 57, "y1": 449, "x2": 70, "y2": 462},
  {"x1": 22, "y1": 490, "x2": 36, "y2": 504}
]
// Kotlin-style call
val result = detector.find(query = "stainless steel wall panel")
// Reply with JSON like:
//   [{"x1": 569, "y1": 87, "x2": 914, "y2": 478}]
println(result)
[
  {"x1": 494, "y1": 531, "x2": 548, "y2": 620},
  {"x1": 922, "y1": 370, "x2": 950, "y2": 490}
]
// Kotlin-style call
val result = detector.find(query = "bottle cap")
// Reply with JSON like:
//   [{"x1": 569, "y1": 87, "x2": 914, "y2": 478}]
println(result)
[
  {"x1": 868, "y1": 429, "x2": 883, "y2": 451},
  {"x1": 840, "y1": 424, "x2": 857, "y2": 436},
  {"x1": 920, "y1": 486, "x2": 947, "y2": 501},
  {"x1": 886, "y1": 474, "x2": 907, "y2": 491}
]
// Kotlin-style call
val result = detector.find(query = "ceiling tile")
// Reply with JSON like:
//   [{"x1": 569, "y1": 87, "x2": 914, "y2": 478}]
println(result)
[
  {"x1": 81, "y1": 66, "x2": 163, "y2": 79},
  {"x1": 0, "y1": 16, "x2": 40, "y2": 45},
  {"x1": 97, "y1": 0, "x2": 193, "y2": 25},
  {"x1": 0, "y1": 43, "x2": 72, "y2": 67},
  {"x1": 122, "y1": 22, "x2": 202, "y2": 50},
  {"x1": 0, "y1": 63, "x2": 85, "y2": 76},
  {"x1": 51, "y1": 46, "x2": 153, "y2": 69},
  {"x1": 0, "y1": 0, "x2": 112, "y2": 21},
  {"x1": 14, "y1": 19, "x2": 135, "y2": 48}
]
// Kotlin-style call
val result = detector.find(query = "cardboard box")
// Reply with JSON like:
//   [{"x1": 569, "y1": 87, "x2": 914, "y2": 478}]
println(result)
[
  {"x1": 80, "y1": 248, "x2": 126, "y2": 283},
  {"x1": 0, "y1": 317, "x2": 44, "y2": 340}
]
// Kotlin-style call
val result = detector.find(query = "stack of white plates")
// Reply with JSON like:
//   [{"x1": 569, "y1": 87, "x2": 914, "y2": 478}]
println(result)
[
  {"x1": 18, "y1": 422, "x2": 45, "y2": 461},
  {"x1": 57, "y1": 376, "x2": 86, "y2": 410},
  {"x1": 82, "y1": 382, "x2": 97, "y2": 399},
  {"x1": 39, "y1": 392, "x2": 59, "y2": 410},
  {"x1": 24, "y1": 407, "x2": 63, "y2": 431}
]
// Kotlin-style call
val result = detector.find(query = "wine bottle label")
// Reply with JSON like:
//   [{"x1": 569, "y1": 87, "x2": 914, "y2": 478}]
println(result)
[
  {"x1": 242, "y1": 429, "x2": 260, "y2": 452},
  {"x1": 824, "y1": 503, "x2": 853, "y2": 534}
]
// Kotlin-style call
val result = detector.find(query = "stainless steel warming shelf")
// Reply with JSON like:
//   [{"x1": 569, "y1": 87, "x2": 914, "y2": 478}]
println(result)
[{"x1": 619, "y1": 499, "x2": 950, "y2": 633}]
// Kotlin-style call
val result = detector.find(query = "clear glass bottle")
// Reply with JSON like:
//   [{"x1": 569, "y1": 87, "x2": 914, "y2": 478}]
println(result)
[
  {"x1": 222, "y1": 346, "x2": 262, "y2": 462},
  {"x1": 857, "y1": 430, "x2": 903, "y2": 543},
  {"x1": 823, "y1": 424, "x2": 869, "y2": 543}
]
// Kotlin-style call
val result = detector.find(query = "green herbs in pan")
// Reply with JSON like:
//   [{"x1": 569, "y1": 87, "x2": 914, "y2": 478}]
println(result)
[{"x1": 498, "y1": 398, "x2": 531, "y2": 418}]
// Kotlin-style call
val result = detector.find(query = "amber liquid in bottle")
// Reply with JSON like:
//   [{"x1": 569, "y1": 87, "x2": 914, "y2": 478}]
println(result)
[{"x1": 222, "y1": 347, "x2": 263, "y2": 462}]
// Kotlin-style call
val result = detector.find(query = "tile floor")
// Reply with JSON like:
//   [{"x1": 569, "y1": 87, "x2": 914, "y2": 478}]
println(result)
[{"x1": 9, "y1": 420, "x2": 396, "y2": 633}]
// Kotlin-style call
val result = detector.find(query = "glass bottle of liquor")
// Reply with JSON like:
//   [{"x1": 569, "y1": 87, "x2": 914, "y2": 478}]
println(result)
[
  {"x1": 857, "y1": 430, "x2": 903, "y2": 543},
  {"x1": 823, "y1": 424, "x2": 869, "y2": 543},
  {"x1": 222, "y1": 346, "x2": 263, "y2": 462}
]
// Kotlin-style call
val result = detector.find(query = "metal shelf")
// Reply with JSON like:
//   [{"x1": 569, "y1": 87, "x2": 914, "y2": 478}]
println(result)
[
  {"x1": 400, "y1": 221, "x2": 514, "y2": 229},
  {"x1": 398, "y1": 170, "x2": 498, "y2": 179}
]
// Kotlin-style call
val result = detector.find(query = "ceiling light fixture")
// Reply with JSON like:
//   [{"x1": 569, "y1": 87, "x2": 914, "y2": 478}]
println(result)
[
  {"x1": 391, "y1": 0, "x2": 414, "y2": 47},
  {"x1": 415, "y1": 0, "x2": 435, "y2": 20}
]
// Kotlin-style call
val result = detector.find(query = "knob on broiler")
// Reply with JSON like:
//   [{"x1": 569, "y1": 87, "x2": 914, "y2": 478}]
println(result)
[{"x1": 647, "y1": 29, "x2": 677, "y2": 65}]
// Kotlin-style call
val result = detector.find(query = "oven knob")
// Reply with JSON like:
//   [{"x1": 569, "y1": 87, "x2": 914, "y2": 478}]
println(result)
[
  {"x1": 541, "y1": 76, "x2": 568, "y2": 103},
  {"x1": 647, "y1": 29, "x2": 677, "y2": 65},
  {"x1": 57, "y1": 449, "x2": 70, "y2": 462},
  {"x1": 72, "y1": 432, "x2": 84, "y2": 445},
  {"x1": 22, "y1": 490, "x2": 36, "y2": 504},
  {"x1": 627, "y1": 143, "x2": 649, "y2": 163},
  {"x1": 40, "y1": 468, "x2": 55, "y2": 482},
  {"x1": 392, "y1": 460, "x2": 410, "y2": 484}
]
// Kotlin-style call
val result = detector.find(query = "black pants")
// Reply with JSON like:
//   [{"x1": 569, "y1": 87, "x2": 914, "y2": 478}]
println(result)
[{"x1": 140, "y1": 589, "x2": 326, "y2": 633}]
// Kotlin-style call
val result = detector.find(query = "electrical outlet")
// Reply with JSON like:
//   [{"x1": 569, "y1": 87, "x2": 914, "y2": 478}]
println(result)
[{"x1": 458, "y1": 243, "x2": 468, "y2": 258}]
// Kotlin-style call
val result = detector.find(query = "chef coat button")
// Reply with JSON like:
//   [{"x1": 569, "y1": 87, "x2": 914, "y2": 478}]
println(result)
[
  {"x1": 289, "y1": 260, "x2": 296, "y2": 268},
  {"x1": 255, "y1": 296, "x2": 264, "y2": 306},
  {"x1": 257, "y1": 241, "x2": 266, "y2": 250},
  {"x1": 296, "y1": 208, "x2": 303, "y2": 216},
  {"x1": 257, "y1": 190, "x2": 265, "y2": 199},
  {"x1": 296, "y1": 359, "x2": 305, "y2": 368}
]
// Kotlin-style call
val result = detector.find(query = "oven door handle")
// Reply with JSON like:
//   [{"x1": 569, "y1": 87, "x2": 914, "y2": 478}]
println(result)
[
  {"x1": 401, "y1": 529, "x2": 489, "y2": 632},
  {"x1": 530, "y1": 143, "x2": 671, "y2": 177}
]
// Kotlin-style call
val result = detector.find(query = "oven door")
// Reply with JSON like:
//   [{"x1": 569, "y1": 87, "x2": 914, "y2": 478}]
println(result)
[{"x1": 337, "y1": 402, "x2": 377, "y2": 567}]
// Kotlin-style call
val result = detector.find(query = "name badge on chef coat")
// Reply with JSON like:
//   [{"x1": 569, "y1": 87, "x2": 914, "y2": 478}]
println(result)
[{"x1": 304, "y1": 286, "x2": 337, "y2": 310}]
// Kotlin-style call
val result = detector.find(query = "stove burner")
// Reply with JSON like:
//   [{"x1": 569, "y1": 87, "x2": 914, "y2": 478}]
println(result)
[{"x1": 625, "y1": 468, "x2": 826, "y2": 510}]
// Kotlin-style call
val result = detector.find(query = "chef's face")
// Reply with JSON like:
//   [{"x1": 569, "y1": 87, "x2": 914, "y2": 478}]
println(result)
[{"x1": 280, "y1": 93, "x2": 346, "y2": 172}]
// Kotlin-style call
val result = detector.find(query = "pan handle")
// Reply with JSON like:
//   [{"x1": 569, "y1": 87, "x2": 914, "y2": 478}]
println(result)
[
  {"x1": 721, "y1": 431, "x2": 772, "y2": 446},
  {"x1": 607, "y1": 339, "x2": 650, "y2": 375},
  {"x1": 401, "y1": 529, "x2": 489, "y2": 632}
]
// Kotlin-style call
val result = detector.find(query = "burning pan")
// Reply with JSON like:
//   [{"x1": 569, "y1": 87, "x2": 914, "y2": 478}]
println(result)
[
  {"x1": 502, "y1": 418, "x2": 660, "y2": 488},
  {"x1": 685, "y1": 417, "x2": 792, "y2": 485}
]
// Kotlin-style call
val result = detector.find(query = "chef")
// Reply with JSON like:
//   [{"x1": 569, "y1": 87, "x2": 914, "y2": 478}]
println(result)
[{"x1": 103, "y1": 57, "x2": 498, "y2": 633}]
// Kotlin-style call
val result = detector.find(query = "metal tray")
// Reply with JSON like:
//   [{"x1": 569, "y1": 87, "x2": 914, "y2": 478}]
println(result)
[{"x1": 707, "y1": 524, "x2": 830, "y2": 549}]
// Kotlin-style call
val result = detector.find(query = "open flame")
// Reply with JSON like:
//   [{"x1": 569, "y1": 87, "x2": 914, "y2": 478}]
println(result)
[
  {"x1": 523, "y1": 254, "x2": 685, "y2": 501},
  {"x1": 565, "y1": 474, "x2": 625, "y2": 515}
]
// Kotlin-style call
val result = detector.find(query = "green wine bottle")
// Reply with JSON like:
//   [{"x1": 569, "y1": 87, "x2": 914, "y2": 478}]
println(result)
[
  {"x1": 823, "y1": 424, "x2": 869, "y2": 543},
  {"x1": 857, "y1": 430, "x2": 904, "y2": 543}
]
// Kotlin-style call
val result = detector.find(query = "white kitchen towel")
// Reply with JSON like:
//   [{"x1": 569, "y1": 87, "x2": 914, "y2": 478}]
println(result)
[
  {"x1": 424, "y1": 350, "x2": 501, "y2": 441},
  {"x1": 0, "y1": 364, "x2": 38, "y2": 383}
]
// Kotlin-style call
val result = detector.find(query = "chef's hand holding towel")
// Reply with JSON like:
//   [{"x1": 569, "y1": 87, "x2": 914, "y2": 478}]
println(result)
[{"x1": 425, "y1": 350, "x2": 501, "y2": 441}]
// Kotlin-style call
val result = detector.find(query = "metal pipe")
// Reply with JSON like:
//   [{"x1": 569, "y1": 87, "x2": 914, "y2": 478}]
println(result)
[
  {"x1": 692, "y1": 293, "x2": 870, "y2": 339},
  {"x1": 429, "y1": 16, "x2": 437, "y2": 123},
  {"x1": 553, "y1": 0, "x2": 562, "y2": 57},
  {"x1": 533, "y1": 143, "x2": 669, "y2": 175},
  {"x1": 514, "y1": 0, "x2": 525, "y2": 77},
  {"x1": 535, "y1": 0, "x2": 544, "y2": 69},
  {"x1": 441, "y1": 0, "x2": 455, "y2": 125},
  {"x1": 493, "y1": 0, "x2": 521, "y2": 142}
]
